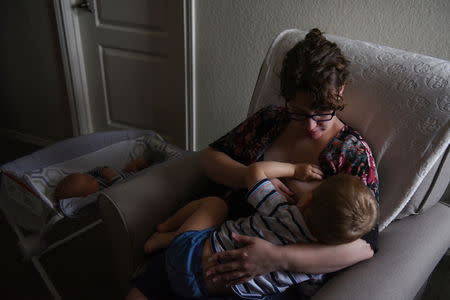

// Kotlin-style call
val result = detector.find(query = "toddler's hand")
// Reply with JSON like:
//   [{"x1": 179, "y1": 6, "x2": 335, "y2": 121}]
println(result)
[
  {"x1": 270, "y1": 178, "x2": 296, "y2": 204},
  {"x1": 294, "y1": 163, "x2": 323, "y2": 181}
]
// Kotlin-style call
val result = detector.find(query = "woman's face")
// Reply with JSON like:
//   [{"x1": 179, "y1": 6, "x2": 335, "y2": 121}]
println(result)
[{"x1": 286, "y1": 91, "x2": 338, "y2": 140}]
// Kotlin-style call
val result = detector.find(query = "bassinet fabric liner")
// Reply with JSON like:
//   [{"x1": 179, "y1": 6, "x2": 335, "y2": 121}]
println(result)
[{"x1": 1, "y1": 134, "x2": 183, "y2": 231}]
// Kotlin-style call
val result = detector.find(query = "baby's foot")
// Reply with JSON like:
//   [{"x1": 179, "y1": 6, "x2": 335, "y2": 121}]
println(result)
[
  {"x1": 123, "y1": 158, "x2": 148, "y2": 173},
  {"x1": 144, "y1": 232, "x2": 177, "y2": 254}
]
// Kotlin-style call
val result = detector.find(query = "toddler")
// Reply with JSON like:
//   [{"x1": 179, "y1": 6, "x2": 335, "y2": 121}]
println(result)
[{"x1": 143, "y1": 161, "x2": 378, "y2": 298}]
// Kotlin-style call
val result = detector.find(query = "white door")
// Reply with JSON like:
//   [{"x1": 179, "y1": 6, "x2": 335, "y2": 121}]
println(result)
[{"x1": 71, "y1": 0, "x2": 187, "y2": 148}]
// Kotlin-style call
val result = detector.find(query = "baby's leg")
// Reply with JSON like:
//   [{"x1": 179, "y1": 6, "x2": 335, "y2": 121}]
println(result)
[
  {"x1": 144, "y1": 196, "x2": 228, "y2": 254},
  {"x1": 157, "y1": 199, "x2": 202, "y2": 232}
]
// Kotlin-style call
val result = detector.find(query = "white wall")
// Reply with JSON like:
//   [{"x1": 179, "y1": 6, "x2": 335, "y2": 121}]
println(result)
[{"x1": 194, "y1": 0, "x2": 450, "y2": 150}]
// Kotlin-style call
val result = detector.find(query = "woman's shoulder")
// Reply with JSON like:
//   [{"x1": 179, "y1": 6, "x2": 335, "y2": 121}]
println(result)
[
  {"x1": 242, "y1": 105, "x2": 286, "y2": 129},
  {"x1": 209, "y1": 104, "x2": 287, "y2": 165},
  {"x1": 322, "y1": 124, "x2": 378, "y2": 176},
  {"x1": 333, "y1": 125, "x2": 375, "y2": 154},
  {"x1": 321, "y1": 124, "x2": 380, "y2": 201},
  {"x1": 337, "y1": 124, "x2": 365, "y2": 143},
  {"x1": 252, "y1": 104, "x2": 285, "y2": 117}
]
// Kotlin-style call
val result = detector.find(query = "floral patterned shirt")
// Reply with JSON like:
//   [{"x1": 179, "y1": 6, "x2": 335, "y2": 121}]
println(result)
[{"x1": 210, "y1": 105, "x2": 380, "y2": 251}]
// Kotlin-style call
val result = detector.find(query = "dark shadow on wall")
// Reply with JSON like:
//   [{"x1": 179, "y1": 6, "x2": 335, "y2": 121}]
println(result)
[{"x1": 0, "y1": 0, "x2": 73, "y2": 143}]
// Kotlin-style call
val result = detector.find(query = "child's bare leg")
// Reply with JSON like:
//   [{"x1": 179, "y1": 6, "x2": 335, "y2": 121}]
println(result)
[
  {"x1": 177, "y1": 196, "x2": 228, "y2": 232},
  {"x1": 145, "y1": 199, "x2": 203, "y2": 253},
  {"x1": 157, "y1": 199, "x2": 202, "y2": 232},
  {"x1": 144, "y1": 196, "x2": 228, "y2": 254}
]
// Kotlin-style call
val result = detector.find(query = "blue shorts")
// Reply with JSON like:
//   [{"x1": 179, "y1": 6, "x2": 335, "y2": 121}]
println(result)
[
  {"x1": 132, "y1": 231, "x2": 298, "y2": 300},
  {"x1": 166, "y1": 228, "x2": 215, "y2": 298}
]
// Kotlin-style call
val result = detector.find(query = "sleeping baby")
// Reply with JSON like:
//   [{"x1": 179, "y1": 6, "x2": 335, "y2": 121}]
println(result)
[{"x1": 54, "y1": 157, "x2": 148, "y2": 201}]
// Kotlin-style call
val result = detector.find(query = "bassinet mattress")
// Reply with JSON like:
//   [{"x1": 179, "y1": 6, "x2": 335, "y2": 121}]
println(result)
[{"x1": 0, "y1": 132, "x2": 183, "y2": 234}]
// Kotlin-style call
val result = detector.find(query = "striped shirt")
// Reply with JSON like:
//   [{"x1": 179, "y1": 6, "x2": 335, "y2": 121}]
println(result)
[{"x1": 210, "y1": 179, "x2": 323, "y2": 299}]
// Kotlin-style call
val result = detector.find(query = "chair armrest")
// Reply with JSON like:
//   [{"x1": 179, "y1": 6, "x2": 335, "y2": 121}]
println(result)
[
  {"x1": 98, "y1": 151, "x2": 210, "y2": 294},
  {"x1": 313, "y1": 202, "x2": 450, "y2": 300}
]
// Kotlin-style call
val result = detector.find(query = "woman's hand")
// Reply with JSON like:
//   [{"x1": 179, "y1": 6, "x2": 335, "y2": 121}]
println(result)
[
  {"x1": 205, "y1": 233, "x2": 279, "y2": 286},
  {"x1": 270, "y1": 178, "x2": 296, "y2": 203},
  {"x1": 294, "y1": 163, "x2": 323, "y2": 181}
]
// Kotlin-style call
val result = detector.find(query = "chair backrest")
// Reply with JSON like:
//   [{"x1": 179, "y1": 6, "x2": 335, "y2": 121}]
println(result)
[{"x1": 249, "y1": 29, "x2": 450, "y2": 230}]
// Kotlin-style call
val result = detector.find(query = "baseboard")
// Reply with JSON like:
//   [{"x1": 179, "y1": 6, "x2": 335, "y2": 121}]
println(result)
[{"x1": 0, "y1": 128, "x2": 54, "y2": 147}]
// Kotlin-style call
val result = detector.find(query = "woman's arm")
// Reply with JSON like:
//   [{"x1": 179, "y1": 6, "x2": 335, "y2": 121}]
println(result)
[
  {"x1": 276, "y1": 239, "x2": 374, "y2": 274},
  {"x1": 201, "y1": 150, "x2": 300, "y2": 190},
  {"x1": 203, "y1": 105, "x2": 284, "y2": 189},
  {"x1": 202, "y1": 153, "x2": 324, "y2": 192},
  {"x1": 201, "y1": 147, "x2": 248, "y2": 190},
  {"x1": 206, "y1": 234, "x2": 373, "y2": 285}
]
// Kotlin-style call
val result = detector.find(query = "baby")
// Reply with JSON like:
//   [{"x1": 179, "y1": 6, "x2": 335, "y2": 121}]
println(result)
[
  {"x1": 142, "y1": 161, "x2": 378, "y2": 298},
  {"x1": 54, "y1": 157, "x2": 148, "y2": 200}
]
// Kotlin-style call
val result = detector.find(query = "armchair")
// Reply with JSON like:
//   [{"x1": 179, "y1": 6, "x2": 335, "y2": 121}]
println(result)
[{"x1": 99, "y1": 30, "x2": 450, "y2": 299}]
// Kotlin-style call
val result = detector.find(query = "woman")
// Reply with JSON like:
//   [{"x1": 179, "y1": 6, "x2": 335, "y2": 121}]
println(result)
[
  {"x1": 202, "y1": 28, "x2": 379, "y2": 289},
  {"x1": 128, "y1": 28, "x2": 379, "y2": 299}
]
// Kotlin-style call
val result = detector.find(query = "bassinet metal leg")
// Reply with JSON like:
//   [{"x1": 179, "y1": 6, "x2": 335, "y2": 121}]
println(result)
[
  {"x1": 31, "y1": 256, "x2": 62, "y2": 300},
  {"x1": 6, "y1": 213, "x2": 102, "y2": 299},
  {"x1": 6, "y1": 219, "x2": 62, "y2": 300},
  {"x1": 39, "y1": 219, "x2": 103, "y2": 256}
]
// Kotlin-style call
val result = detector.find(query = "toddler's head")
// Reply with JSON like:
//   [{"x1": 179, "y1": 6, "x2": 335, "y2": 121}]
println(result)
[{"x1": 301, "y1": 174, "x2": 378, "y2": 245}]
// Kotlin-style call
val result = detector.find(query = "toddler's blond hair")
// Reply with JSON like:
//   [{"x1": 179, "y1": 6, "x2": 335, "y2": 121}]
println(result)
[{"x1": 305, "y1": 174, "x2": 378, "y2": 245}]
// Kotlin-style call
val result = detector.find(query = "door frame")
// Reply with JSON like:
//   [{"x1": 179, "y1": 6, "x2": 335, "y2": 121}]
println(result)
[{"x1": 53, "y1": 0, "x2": 196, "y2": 150}]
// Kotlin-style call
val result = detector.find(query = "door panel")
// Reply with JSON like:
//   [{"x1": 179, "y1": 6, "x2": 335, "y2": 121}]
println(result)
[
  {"x1": 76, "y1": 0, "x2": 186, "y2": 148},
  {"x1": 101, "y1": 47, "x2": 168, "y2": 129},
  {"x1": 97, "y1": 0, "x2": 166, "y2": 30}
]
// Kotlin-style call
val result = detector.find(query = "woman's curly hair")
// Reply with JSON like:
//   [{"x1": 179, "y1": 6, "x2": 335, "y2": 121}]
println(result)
[{"x1": 280, "y1": 28, "x2": 350, "y2": 111}]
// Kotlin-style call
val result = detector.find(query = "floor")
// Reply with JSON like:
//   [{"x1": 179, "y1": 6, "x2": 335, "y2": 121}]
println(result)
[{"x1": 0, "y1": 137, "x2": 449, "y2": 299}]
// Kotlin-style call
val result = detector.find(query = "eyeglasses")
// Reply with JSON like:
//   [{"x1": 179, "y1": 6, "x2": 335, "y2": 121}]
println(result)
[{"x1": 285, "y1": 102, "x2": 335, "y2": 122}]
